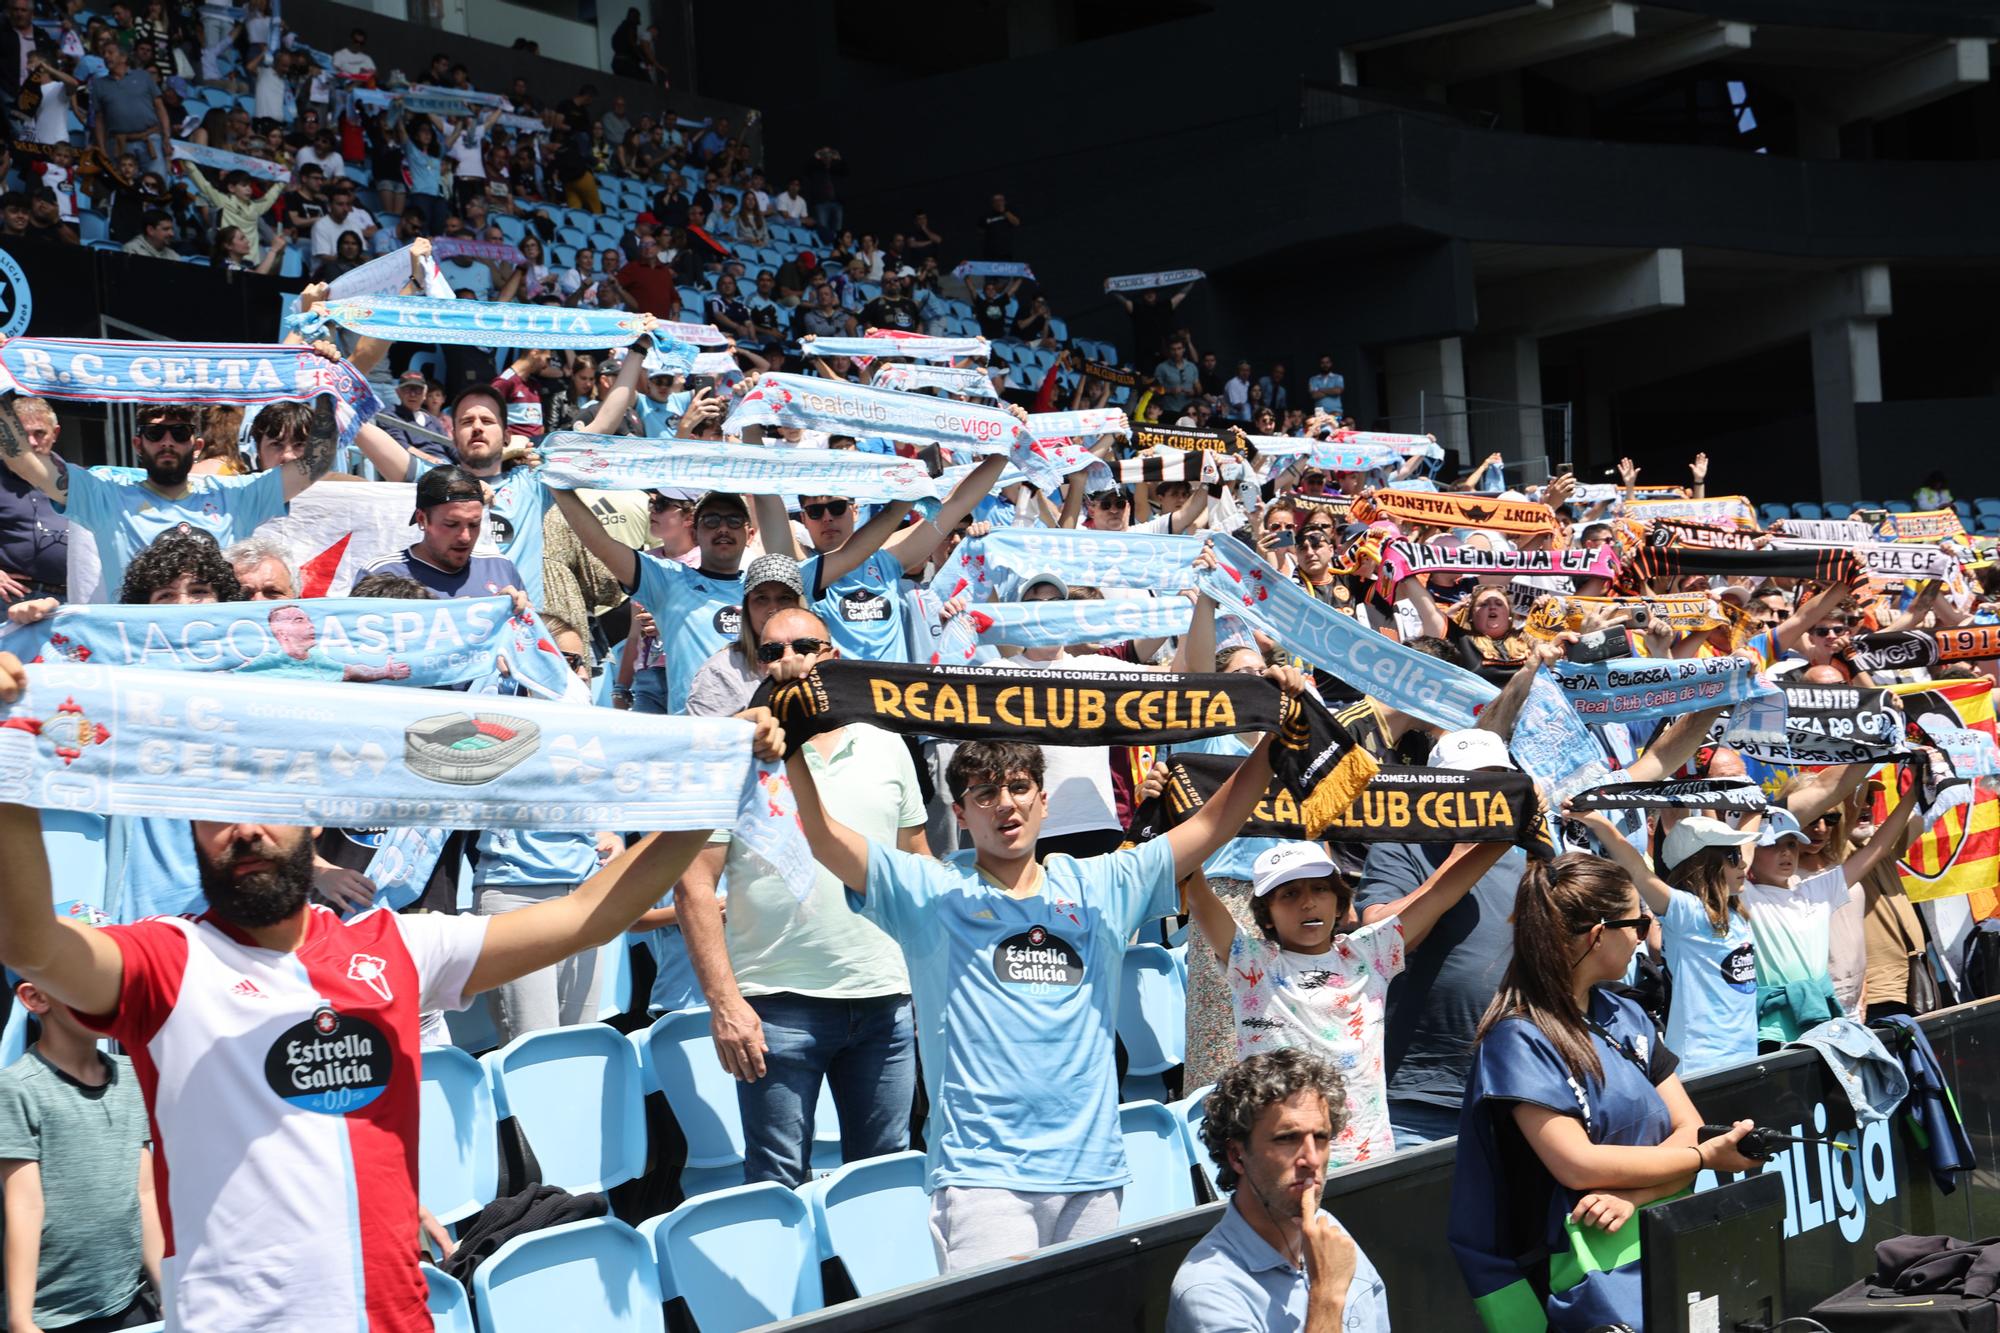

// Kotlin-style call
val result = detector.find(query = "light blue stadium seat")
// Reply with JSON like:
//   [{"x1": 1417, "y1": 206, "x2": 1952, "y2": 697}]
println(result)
[
  {"x1": 1975, "y1": 498, "x2": 2000, "y2": 516},
  {"x1": 473, "y1": 1216, "x2": 663, "y2": 1333},
  {"x1": 1118, "y1": 1099, "x2": 1199, "y2": 1225},
  {"x1": 1953, "y1": 500, "x2": 1973, "y2": 519},
  {"x1": 643, "y1": 1181, "x2": 824, "y2": 1331},
  {"x1": 444, "y1": 261, "x2": 492, "y2": 298},
  {"x1": 558, "y1": 225, "x2": 587, "y2": 249},
  {"x1": 1168, "y1": 1084, "x2": 1215, "y2": 1192},
  {"x1": 797, "y1": 1150, "x2": 937, "y2": 1296},
  {"x1": 419, "y1": 1047, "x2": 499, "y2": 1226},
  {"x1": 483, "y1": 1024, "x2": 647, "y2": 1194},
  {"x1": 1118, "y1": 944, "x2": 1186, "y2": 1099},
  {"x1": 444, "y1": 990, "x2": 501, "y2": 1055},
  {"x1": 1791, "y1": 502, "x2": 1824, "y2": 520},
  {"x1": 550, "y1": 243, "x2": 577, "y2": 268},
  {"x1": 423, "y1": 1263, "x2": 474, "y2": 1333},
  {"x1": 79, "y1": 211, "x2": 107, "y2": 244},
  {"x1": 43, "y1": 810, "x2": 108, "y2": 921},
  {"x1": 0, "y1": 996, "x2": 28, "y2": 1067},
  {"x1": 640, "y1": 1008, "x2": 745, "y2": 1196},
  {"x1": 1823, "y1": 502, "x2": 1853, "y2": 519},
  {"x1": 1886, "y1": 500, "x2": 1913, "y2": 513},
  {"x1": 1048, "y1": 317, "x2": 1068, "y2": 342},
  {"x1": 679, "y1": 289, "x2": 706, "y2": 317},
  {"x1": 598, "y1": 935, "x2": 636, "y2": 1021},
  {"x1": 493, "y1": 215, "x2": 525, "y2": 244}
]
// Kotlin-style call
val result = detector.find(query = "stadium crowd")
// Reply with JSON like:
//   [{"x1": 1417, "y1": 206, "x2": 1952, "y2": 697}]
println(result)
[{"x1": 0, "y1": 6, "x2": 1988, "y2": 1333}]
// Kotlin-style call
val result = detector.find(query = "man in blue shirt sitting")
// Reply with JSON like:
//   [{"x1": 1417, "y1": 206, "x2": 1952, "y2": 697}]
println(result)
[
  {"x1": 1169, "y1": 1049, "x2": 1390, "y2": 1333},
  {"x1": 780, "y1": 657, "x2": 1311, "y2": 1271}
]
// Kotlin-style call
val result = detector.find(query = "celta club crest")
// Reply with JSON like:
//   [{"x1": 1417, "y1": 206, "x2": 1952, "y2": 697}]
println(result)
[
  {"x1": 0, "y1": 248, "x2": 32, "y2": 339},
  {"x1": 1, "y1": 696, "x2": 111, "y2": 765},
  {"x1": 30, "y1": 632, "x2": 91, "y2": 664}
]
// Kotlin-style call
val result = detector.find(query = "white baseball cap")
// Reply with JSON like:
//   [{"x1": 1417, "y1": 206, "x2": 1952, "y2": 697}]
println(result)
[
  {"x1": 1251, "y1": 842, "x2": 1338, "y2": 898},
  {"x1": 1660, "y1": 815, "x2": 1759, "y2": 875},
  {"x1": 1429, "y1": 730, "x2": 1516, "y2": 773}
]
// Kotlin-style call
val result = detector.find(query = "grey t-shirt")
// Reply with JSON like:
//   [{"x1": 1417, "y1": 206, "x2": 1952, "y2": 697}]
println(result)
[
  {"x1": 0, "y1": 1050, "x2": 150, "y2": 1325},
  {"x1": 91, "y1": 69, "x2": 161, "y2": 134},
  {"x1": 1352, "y1": 842, "x2": 1526, "y2": 1110}
]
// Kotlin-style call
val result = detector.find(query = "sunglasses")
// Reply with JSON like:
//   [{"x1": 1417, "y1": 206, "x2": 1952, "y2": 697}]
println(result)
[
  {"x1": 802, "y1": 500, "x2": 851, "y2": 520},
  {"x1": 1599, "y1": 911, "x2": 1654, "y2": 933},
  {"x1": 649, "y1": 495, "x2": 691, "y2": 514},
  {"x1": 697, "y1": 513, "x2": 748, "y2": 531},
  {"x1": 1719, "y1": 848, "x2": 1743, "y2": 867},
  {"x1": 1090, "y1": 494, "x2": 1128, "y2": 509},
  {"x1": 755, "y1": 637, "x2": 828, "y2": 663},
  {"x1": 1302, "y1": 533, "x2": 1331, "y2": 549},
  {"x1": 140, "y1": 423, "x2": 193, "y2": 443},
  {"x1": 561, "y1": 651, "x2": 592, "y2": 677},
  {"x1": 1807, "y1": 624, "x2": 1851, "y2": 637}
]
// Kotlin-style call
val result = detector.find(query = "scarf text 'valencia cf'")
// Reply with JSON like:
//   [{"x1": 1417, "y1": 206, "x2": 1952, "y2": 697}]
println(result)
[
  {"x1": 1612, "y1": 544, "x2": 1863, "y2": 594},
  {"x1": 1125, "y1": 753, "x2": 1551, "y2": 853},
  {"x1": 756, "y1": 661, "x2": 1379, "y2": 836}
]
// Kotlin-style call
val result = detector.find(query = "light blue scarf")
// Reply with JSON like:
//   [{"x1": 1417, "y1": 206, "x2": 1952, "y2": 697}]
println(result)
[
  {"x1": 1104, "y1": 269, "x2": 1204, "y2": 293},
  {"x1": 291, "y1": 296, "x2": 691, "y2": 357},
  {"x1": 929, "y1": 596, "x2": 1193, "y2": 662},
  {"x1": 0, "y1": 664, "x2": 814, "y2": 893},
  {"x1": 170, "y1": 139, "x2": 289, "y2": 184},
  {"x1": 329, "y1": 242, "x2": 455, "y2": 301},
  {"x1": 930, "y1": 526, "x2": 1208, "y2": 601},
  {"x1": 1196, "y1": 533, "x2": 1499, "y2": 732},
  {"x1": 953, "y1": 260, "x2": 1035, "y2": 281},
  {"x1": 0, "y1": 595, "x2": 573, "y2": 700},
  {"x1": 537, "y1": 432, "x2": 941, "y2": 503},
  {"x1": 726, "y1": 372, "x2": 1076, "y2": 492},
  {"x1": 0, "y1": 338, "x2": 380, "y2": 451},
  {"x1": 804, "y1": 336, "x2": 989, "y2": 361},
  {"x1": 364, "y1": 826, "x2": 448, "y2": 913},
  {"x1": 1548, "y1": 655, "x2": 1777, "y2": 728},
  {"x1": 871, "y1": 364, "x2": 1000, "y2": 400}
]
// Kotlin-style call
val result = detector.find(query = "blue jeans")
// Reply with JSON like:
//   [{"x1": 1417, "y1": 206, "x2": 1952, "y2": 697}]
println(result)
[
  {"x1": 1389, "y1": 1098, "x2": 1462, "y2": 1150},
  {"x1": 739, "y1": 992, "x2": 915, "y2": 1188},
  {"x1": 812, "y1": 200, "x2": 844, "y2": 245}
]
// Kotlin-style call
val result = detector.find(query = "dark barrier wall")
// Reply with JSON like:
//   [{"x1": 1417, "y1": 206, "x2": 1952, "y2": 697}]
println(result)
[
  {"x1": 0, "y1": 236, "x2": 302, "y2": 343},
  {"x1": 771, "y1": 997, "x2": 2000, "y2": 1331}
]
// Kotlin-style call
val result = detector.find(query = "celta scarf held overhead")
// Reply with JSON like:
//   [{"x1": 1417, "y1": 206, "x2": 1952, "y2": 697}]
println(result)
[
  {"x1": 870, "y1": 364, "x2": 1001, "y2": 401},
  {"x1": 1565, "y1": 777, "x2": 1770, "y2": 814},
  {"x1": 1024, "y1": 408, "x2": 1131, "y2": 442},
  {"x1": 170, "y1": 138, "x2": 290, "y2": 183},
  {"x1": 929, "y1": 526, "x2": 1208, "y2": 601},
  {"x1": 289, "y1": 295, "x2": 687, "y2": 356},
  {"x1": 1103, "y1": 269, "x2": 1205, "y2": 293},
  {"x1": 535, "y1": 433, "x2": 942, "y2": 503},
  {"x1": 327, "y1": 241, "x2": 455, "y2": 301},
  {"x1": 1254, "y1": 431, "x2": 1446, "y2": 464},
  {"x1": 1613, "y1": 544, "x2": 1863, "y2": 594},
  {"x1": 755, "y1": 660, "x2": 1379, "y2": 836},
  {"x1": 0, "y1": 595, "x2": 573, "y2": 699},
  {"x1": 1348, "y1": 490, "x2": 1557, "y2": 537},
  {"x1": 801, "y1": 336, "x2": 990, "y2": 362},
  {"x1": 0, "y1": 664, "x2": 811, "y2": 898},
  {"x1": 428, "y1": 237, "x2": 527, "y2": 267},
  {"x1": 1547, "y1": 654, "x2": 1776, "y2": 726},
  {"x1": 0, "y1": 339, "x2": 381, "y2": 451},
  {"x1": 926, "y1": 596, "x2": 1193, "y2": 663}
]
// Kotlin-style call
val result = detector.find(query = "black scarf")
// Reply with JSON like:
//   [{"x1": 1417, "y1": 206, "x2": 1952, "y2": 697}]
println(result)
[
  {"x1": 1726, "y1": 680, "x2": 1906, "y2": 765},
  {"x1": 1565, "y1": 778, "x2": 1768, "y2": 814},
  {"x1": 1131, "y1": 422, "x2": 1250, "y2": 458},
  {"x1": 1123, "y1": 753, "x2": 1549, "y2": 853},
  {"x1": 1614, "y1": 545, "x2": 1861, "y2": 594},
  {"x1": 756, "y1": 661, "x2": 1378, "y2": 835}
]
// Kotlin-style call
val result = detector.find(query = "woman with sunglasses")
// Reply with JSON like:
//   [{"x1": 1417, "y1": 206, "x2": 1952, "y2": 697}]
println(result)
[
  {"x1": 683, "y1": 554, "x2": 805, "y2": 717},
  {"x1": 1450, "y1": 853, "x2": 1763, "y2": 1332},
  {"x1": 1564, "y1": 808, "x2": 1760, "y2": 1076}
]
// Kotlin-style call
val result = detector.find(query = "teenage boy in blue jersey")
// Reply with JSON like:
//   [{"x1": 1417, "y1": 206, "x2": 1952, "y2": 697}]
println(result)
[
  {"x1": 749, "y1": 453, "x2": 1005, "y2": 661},
  {"x1": 778, "y1": 655, "x2": 1313, "y2": 1270}
]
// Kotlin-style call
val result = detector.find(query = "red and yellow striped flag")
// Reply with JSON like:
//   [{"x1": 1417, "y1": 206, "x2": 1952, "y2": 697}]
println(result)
[{"x1": 1875, "y1": 678, "x2": 2000, "y2": 909}]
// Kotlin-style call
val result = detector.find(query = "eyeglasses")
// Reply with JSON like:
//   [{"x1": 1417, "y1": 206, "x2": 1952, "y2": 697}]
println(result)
[
  {"x1": 697, "y1": 513, "x2": 748, "y2": 531},
  {"x1": 649, "y1": 495, "x2": 691, "y2": 514},
  {"x1": 139, "y1": 423, "x2": 193, "y2": 443},
  {"x1": 1599, "y1": 911, "x2": 1654, "y2": 933},
  {"x1": 962, "y1": 778, "x2": 1038, "y2": 809},
  {"x1": 755, "y1": 637, "x2": 827, "y2": 663},
  {"x1": 802, "y1": 500, "x2": 851, "y2": 520}
]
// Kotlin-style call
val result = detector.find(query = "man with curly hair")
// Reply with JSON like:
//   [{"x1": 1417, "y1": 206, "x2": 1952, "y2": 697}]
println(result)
[{"x1": 1169, "y1": 1048, "x2": 1390, "y2": 1332}]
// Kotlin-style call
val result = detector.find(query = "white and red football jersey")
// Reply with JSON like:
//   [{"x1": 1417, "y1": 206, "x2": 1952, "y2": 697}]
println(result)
[{"x1": 78, "y1": 904, "x2": 488, "y2": 1333}]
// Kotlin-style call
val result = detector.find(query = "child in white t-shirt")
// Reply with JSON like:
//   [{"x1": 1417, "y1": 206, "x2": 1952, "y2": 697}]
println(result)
[{"x1": 1185, "y1": 836, "x2": 1507, "y2": 1166}]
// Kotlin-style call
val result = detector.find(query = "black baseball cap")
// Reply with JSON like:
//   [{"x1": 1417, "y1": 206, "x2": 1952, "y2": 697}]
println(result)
[{"x1": 414, "y1": 464, "x2": 486, "y2": 508}]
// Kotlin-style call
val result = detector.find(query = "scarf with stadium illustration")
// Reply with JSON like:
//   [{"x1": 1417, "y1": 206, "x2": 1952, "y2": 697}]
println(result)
[
  {"x1": 755, "y1": 660, "x2": 1378, "y2": 836},
  {"x1": 0, "y1": 339, "x2": 380, "y2": 450},
  {"x1": 925, "y1": 596, "x2": 1194, "y2": 663}
]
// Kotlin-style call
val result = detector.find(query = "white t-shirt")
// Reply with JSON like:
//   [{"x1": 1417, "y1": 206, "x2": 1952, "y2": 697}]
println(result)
[
  {"x1": 447, "y1": 127, "x2": 486, "y2": 180},
  {"x1": 297, "y1": 145, "x2": 347, "y2": 180},
  {"x1": 32, "y1": 79, "x2": 69, "y2": 146},
  {"x1": 1741, "y1": 867, "x2": 1858, "y2": 1036},
  {"x1": 310, "y1": 207, "x2": 374, "y2": 258},
  {"x1": 774, "y1": 190, "x2": 808, "y2": 220},
  {"x1": 1225, "y1": 918, "x2": 1405, "y2": 1167},
  {"x1": 252, "y1": 60, "x2": 285, "y2": 121}
]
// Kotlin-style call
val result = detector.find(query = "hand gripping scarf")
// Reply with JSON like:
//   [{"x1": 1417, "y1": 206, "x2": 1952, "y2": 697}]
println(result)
[
  {"x1": 1612, "y1": 544, "x2": 1863, "y2": 595},
  {"x1": 1103, "y1": 269, "x2": 1205, "y2": 293},
  {"x1": 1124, "y1": 752, "x2": 1550, "y2": 853},
  {"x1": 1348, "y1": 490, "x2": 1556, "y2": 537},
  {"x1": 536, "y1": 432, "x2": 942, "y2": 504},
  {"x1": 870, "y1": 364, "x2": 1001, "y2": 401},
  {"x1": 1646, "y1": 519, "x2": 1760, "y2": 553},
  {"x1": 328, "y1": 241, "x2": 455, "y2": 302},
  {"x1": 1546, "y1": 654, "x2": 1777, "y2": 727},
  {"x1": 289, "y1": 295, "x2": 683, "y2": 355},
  {"x1": 0, "y1": 339, "x2": 380, "y2": 451},
  {"x1": 0, "y1": 663, "x2": 812, "y2": 894},
  {"x1": 952, "y1": 260, "x2": 1035, "y2": 281},
  {"x1": 0, "y1": 595, "x2": 571, "y2": 699},
  {"x1": 754, "y1": 659, "x2": 1378, "y2": 836}
]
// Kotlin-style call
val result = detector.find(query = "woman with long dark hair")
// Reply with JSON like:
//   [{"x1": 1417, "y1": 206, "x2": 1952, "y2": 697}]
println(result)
[{"x1": 1449, "y1": 853, "x2": 1761, "y2": 1332}]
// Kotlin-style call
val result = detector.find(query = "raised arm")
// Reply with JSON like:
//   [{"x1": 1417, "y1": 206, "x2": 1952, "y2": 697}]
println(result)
[
  {"x1": 1569, "y1": 808, "x2": 1672, "y2": 915},
  {"x1": 1164, "y1": 667, "x2": 1310, "y2": 881},
  {"x1": 1182, "y1": 865, "x2": 1239, "y2": 963},
  {"x1": 0, "y1": 796, "x2": 124, "y2": 1020},
  {"x1": 551, "y1": 485, "x2": 639, "y2": 588},
  {"x1": 784, "y1": 739, "x2": 870, "y2": 890},
  {"x1": 1781, "y1": 762, "x2": 1871, "y2": 828},
  {"x1": 582, "y1": 334, "x2": 652, "y2": 435},
  {"x1": 1474, "y1": 640, "x2": 1566, "y2": 741},
  {"x1": 1837, "y1": 765, "x2": 1920, "y2": 887},
  {"x1": 1767, "y1": 579, "x2": 1856, "y2": 660},
  {"x1": 1379, "y1": 840, "x2": 1511, "y2": 951},
  {"x1": 885, "y1": 454, "x2": 1005, "y2": 574},
  {"x1": 1622, "y1": 703, "x2": 1730, "y2": 784}
]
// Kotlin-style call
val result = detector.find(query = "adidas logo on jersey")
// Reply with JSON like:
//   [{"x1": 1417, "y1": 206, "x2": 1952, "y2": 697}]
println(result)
[{"x1": 230, "y1": 978, "x2": 268, "y2": 999}]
